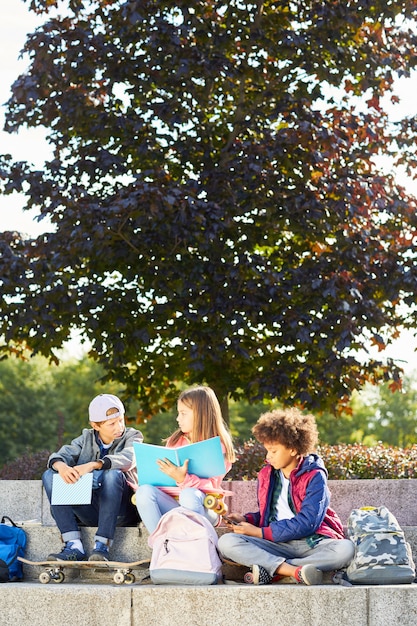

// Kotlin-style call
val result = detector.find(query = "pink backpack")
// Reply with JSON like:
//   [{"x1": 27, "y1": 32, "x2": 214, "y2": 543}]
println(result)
[{"x1": 148, "y1": 507, "x2": 223, "y2": 585}]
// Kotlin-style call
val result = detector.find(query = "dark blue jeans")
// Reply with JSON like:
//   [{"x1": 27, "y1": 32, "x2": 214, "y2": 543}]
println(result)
[{"x1": 42, "y1": 468, "x2": 139, "y2": 545}]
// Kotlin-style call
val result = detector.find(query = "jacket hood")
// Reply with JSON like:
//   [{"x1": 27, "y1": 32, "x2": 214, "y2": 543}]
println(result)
[{"x1": 295, "y1": 453, "x2": 328, "y2": 478}]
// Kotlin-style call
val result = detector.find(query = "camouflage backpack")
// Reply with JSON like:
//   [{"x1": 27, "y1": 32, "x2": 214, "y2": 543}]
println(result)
[{"x1": 345, "y1": 506, "x2": 415, "y2": 585}]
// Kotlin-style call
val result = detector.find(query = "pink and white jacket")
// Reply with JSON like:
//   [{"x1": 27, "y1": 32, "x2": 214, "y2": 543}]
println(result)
[{"x1": 159, "y1": 435, "x2": 232, "y2": 499}]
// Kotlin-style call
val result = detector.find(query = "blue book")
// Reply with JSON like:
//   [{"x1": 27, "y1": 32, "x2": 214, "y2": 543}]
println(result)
[
  {"x1": 51, "y1": 472, "x2": 93, "y2": 505},
  {"x1": 133, "y1": 436, "x2": 226, "y2": 487}
]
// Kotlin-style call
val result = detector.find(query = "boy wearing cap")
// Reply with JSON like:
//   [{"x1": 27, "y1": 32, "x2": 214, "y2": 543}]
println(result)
[{"x1": 42, "y1": 393, "x2": 143, "y2": 561}]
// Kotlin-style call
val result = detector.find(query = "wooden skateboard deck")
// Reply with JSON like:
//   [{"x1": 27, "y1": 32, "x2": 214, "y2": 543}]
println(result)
[
  {"x1": 18, "y1": 556, "x2": 150, "y2": 585},
  {"x1": 220, "y1": 557, "x2": 298, "y2": 585},
  {"x1": 220, "y1": 557, "x2": 251, "y2": 582}
]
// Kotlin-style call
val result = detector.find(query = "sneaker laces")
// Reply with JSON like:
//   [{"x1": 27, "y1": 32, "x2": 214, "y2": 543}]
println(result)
[
  {"x1": 93, "y1": 541, "x2": 109, "y2": 554},
  {"x1": 52, "y1": 541, "x2": 85, "y2": 561}
]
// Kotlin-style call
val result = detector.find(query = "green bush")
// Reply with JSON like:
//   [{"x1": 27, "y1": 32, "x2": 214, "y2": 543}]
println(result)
[
  {"x1": 226, "y1": 440, "x2": 417, "y2": 481},
  {"x1": 2, "y1": 442, "x2": 417, "y2": 481},
  {"x1": 318, "y1": 443, "x2": 417, "y2": 480},
  {"x1": 227, "y1": 439, "x2": 267, "y2": 480},
  {"x1": 0, "y1": 449, "x2": 51, "y2": 480}
]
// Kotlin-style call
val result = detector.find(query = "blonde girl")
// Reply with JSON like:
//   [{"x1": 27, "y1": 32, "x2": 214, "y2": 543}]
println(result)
[{"x1": 135, "y1": 386, "x2": 235, "y2": 532}]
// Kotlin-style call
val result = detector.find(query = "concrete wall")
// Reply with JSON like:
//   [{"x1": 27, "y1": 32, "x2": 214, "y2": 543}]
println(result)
[
  {"x1": 224, "y1": 478, "x2": 417, "y2": 526},
  {"x1": 2, "y1": 479, "x2": 417, "y2": 527}
]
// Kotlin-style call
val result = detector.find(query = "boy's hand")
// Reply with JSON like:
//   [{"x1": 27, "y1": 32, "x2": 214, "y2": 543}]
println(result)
[
  {"x1": 75, "y1": 461, "x2": 102, "y2": 476},
  {"x1": 231, "y1": 520, "x2": 263, "y2": 538},
  {"x1": 223, "y1": 513, "x2": 245, "y2": 527},
  {"x1": 53, "y1": 461, "x2": 82, "y2": 484},
  {"x1": 54, "y1": 460, "x2": 101, "y2": 483},
  {"x1": 157, "y1": 457, "x2": 188, "y2": 484}
]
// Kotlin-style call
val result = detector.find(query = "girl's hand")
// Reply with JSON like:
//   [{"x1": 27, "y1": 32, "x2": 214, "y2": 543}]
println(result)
[{"x1": 157, "y1": 457, "x2": 189, "y2": 484}]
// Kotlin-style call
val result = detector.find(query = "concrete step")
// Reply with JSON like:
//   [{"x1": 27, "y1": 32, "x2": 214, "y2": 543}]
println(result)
[
  {"x1": 2, "y1": 480, "x2": 417, "y2": 626},
  {"x1": 2, "y1": 579, "x2": 417, "y2": 626}
]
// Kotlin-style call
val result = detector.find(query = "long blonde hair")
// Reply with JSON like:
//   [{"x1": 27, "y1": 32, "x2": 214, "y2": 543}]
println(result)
[{"x1": 167, "y1": 386, "x2": 236, "y2": 463}]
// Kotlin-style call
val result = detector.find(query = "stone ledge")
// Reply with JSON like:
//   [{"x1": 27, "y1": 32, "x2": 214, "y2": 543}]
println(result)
[
  {"x1": 3, "y1": 478, "x2": 417, "y2": 527},
  {"x1": 223, "y1": 478, "x2": 417, "y2": 526},
  {"x1": 1, "y1": 580, "x2": 417, "y2": 626},
  {"x1": 0, "y1": 480, "x2": 54, "y2": 526}
]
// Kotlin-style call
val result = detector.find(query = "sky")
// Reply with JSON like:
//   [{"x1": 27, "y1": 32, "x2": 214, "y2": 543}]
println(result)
[
  {"x1": 0, "y1": 0, "x2": 417, "y2": 371},
  {"x1": 0, "y1": 0, "x2": 53, "y2": 237}
]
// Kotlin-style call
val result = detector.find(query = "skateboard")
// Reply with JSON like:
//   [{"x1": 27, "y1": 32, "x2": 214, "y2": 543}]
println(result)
[
  {"x1": 220, "y1": 557, "x2": 251, "y2": 582},
  {"x1": 132, "y1": 490, "x2": 232, "y2": 516},
  {"x1": 18, "y1": 556, "x2": 150, "y2": 585},
  {"x1": 220, "y1": 557, "x2": 299, "y2": 585}
]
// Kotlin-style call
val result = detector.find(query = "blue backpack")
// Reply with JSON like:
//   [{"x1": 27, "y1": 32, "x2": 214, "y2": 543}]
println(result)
[{"x1": 0, "y1": 516, "x2": 27, "y2": 582}]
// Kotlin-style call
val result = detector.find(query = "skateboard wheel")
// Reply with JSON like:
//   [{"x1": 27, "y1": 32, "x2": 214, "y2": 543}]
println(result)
[
  {"x1": 39, "y1": 572, "x2": 51, "y2": 584},
  {"x1": 131, "y1": 493, "x2": 136, "y2": 506},
  {"x1": 113, "y1": 572, "x2": 125, "y2": 585},
  {"x1": 124, "y1": 573, "x2": 135, "y2": 584},
  {"x1": 215, "y1": 502, "x2": 226, "y2": 514},
  {"x1": 243, "y1": 572, "x2": 254, "y2": 584},
  {"x1": 204, "y1": 495, "x2": 217, "y2": 509},
  {"x1": 53, "y1": 571, "x2": 65, "y2": 583}
]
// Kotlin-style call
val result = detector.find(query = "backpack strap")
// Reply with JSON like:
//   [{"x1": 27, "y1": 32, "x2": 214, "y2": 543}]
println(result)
[{"x1": 1, "y1": 516, "x2": 17, "y2": 527}]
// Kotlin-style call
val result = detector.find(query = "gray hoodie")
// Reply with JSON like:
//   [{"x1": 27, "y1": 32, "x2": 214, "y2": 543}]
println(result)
[{"x1": 47, "y1": 426, "x2": 143, "y2": 487}]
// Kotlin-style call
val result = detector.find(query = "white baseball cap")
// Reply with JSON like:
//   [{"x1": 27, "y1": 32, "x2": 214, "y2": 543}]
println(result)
[{"x1": 88, "y1": 394, "x2": 125, "y2": 423}]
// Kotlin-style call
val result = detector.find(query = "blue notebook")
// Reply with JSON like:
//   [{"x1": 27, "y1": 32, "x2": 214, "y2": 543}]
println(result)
[
  {"x1": 133, "y1": 436, "x2": 226, "y2": 487},
  {"x1": 51, "y1": 472, "x2": 93, "y2": 505}
]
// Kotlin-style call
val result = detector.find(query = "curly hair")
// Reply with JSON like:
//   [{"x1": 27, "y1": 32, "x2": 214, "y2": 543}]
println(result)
[{"x1": 252, "y1": 407, "x2": 318, "y2": 456}]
